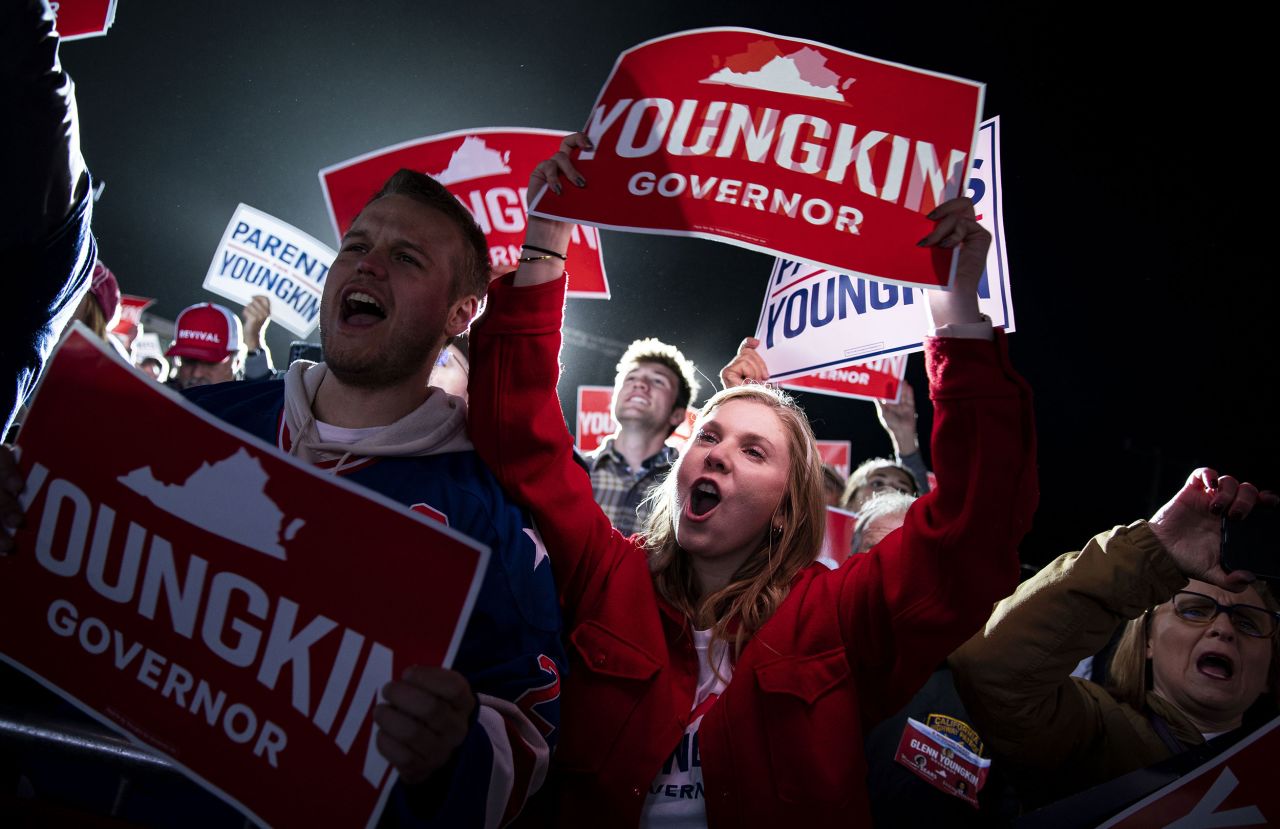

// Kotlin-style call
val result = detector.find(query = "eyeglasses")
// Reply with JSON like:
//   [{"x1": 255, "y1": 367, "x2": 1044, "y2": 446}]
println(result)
[
  {"x1": 1171, "y1": 591, "x2": 1280, "y2": 639},
  {"x1": 866, "y1": 478, "x2": 916, "y2": 496}
]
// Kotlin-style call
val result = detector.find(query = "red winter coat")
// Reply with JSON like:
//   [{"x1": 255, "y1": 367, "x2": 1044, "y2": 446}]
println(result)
[{"x1": 470, "y1": 275, "x2": 1037, "y2": 828}]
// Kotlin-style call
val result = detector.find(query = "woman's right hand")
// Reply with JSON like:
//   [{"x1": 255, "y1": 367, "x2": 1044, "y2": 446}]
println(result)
[{"x1": 1149, "y1": 467, "x2": 1276, "y2": 591}]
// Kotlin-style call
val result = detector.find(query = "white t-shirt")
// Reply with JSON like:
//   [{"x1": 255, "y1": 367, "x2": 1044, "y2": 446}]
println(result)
[
  {"x1": 314, "y1": 420, "x2": 384, "y2": 444},
  {"x1": 639, "y1": 628, "x2": 733, "y2": 829}
]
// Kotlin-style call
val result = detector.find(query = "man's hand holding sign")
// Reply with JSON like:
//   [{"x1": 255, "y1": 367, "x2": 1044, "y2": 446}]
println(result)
[
  {"x1": 0, "y1": 329, "x2": 493, "y2": 828},
  {"x1": 374, "y1": 665, "x2": 476, "y2": 785},
  {"x1": 0, "y1": 152, "x2": 569, "y2": 827}
]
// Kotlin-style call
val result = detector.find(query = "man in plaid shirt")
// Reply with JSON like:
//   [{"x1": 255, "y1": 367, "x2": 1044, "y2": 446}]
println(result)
[{"x1": 584, "y1": 338, "x2": 700, "y2": 537}]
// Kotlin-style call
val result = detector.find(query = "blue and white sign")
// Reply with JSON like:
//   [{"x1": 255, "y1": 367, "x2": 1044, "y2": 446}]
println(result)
[
  {"x1": 754, "y1": 117, "x2": 1014, "y2": 380},
  {"x1": 202, "y1": 204, "x2": 336, "y2": 338}
]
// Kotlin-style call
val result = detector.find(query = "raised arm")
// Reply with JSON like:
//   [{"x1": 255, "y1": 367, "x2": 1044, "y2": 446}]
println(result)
[
  {"x1": 469, "y1": 134, "x2": 638, "y2": 621},
  {"x1": 949, "y1": 469, "x2": 1271, "y2": 766},
  {"x1": 240, "y1": 295, "x2": 277, "y2": 380},
  {"x1": 830, "y1": 198, "x2": 1039, "y2": 723},
  {"x1": 2, "y1": 0, "x2": 89, "y2": 246},
  {"x1": 4, "y1": 0, "x2": 98, "y2": 435},
  {"x1": 875, "y1": 385, "x2": 930, "y2": 495}
]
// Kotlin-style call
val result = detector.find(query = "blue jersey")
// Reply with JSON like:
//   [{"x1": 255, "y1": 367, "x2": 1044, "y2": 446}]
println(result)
[{"x1": 186, "y1": 379, "x2": 564, "y2": 828}]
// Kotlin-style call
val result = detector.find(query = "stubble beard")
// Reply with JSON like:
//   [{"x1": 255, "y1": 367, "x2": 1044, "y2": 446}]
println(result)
[{"x1": 319, "y1": 320, "x2": 442, "y2": 390}]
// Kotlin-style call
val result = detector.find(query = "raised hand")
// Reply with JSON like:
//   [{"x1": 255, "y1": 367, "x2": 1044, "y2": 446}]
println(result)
[
  {"x1": 1149, "y1": 467, "x2": 1277, "y2": 591},
  {"x1": 517, "y1": 132, "x2": 592, "y2": 287},
  {"x1": 918, "y1": 197, "x2": 991, "y2": 328},
  {"x1": 875, "y1": 383, "x2": 920, "y2": 456},
  {"x1": 241, "y1": 295, "x2": 272, "y2": 351},
  {"x1": 719, "y1": 336, "x2": 770, "y2": 388}
]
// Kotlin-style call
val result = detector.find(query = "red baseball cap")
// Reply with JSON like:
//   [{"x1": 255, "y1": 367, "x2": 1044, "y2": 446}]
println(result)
[{"x1": 165, "y1": 303, "x2": 242, "y2": 363}]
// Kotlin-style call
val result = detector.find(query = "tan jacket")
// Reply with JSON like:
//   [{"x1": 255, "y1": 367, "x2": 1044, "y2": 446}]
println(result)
[{"x1": 949, "y1": 522, "x2": 1201, "y2": 802}]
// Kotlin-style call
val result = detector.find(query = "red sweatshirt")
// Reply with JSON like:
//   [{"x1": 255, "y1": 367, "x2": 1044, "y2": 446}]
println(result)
[{"x1": 470, "y1": 274, "x2": 1037, "y2": 828}]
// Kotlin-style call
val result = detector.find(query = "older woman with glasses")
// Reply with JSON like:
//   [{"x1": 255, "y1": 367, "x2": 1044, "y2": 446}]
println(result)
[{"x1": 950, "y1": 467, "x2": 1279, "y2": 807}]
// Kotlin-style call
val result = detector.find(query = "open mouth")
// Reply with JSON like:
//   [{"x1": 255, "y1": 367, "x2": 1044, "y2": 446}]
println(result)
[
  {"x1": 341, "y1": 290, "x2": 387, "y2": 325},
  {"x1": 1197, "y1": 653, "x2": 1235, "y2": 680},
  {"x1": 690, "y1": 480, "x2": 720, "y2": 517}
]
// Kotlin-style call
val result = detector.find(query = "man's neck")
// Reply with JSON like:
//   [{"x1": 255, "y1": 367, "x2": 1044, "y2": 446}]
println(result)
[
  {"x1": 313, "y1": 369, "x2": 430, "y2": 429},
  {"x1": 611, "y1": 426, "x2": 669, "y2": 471}
]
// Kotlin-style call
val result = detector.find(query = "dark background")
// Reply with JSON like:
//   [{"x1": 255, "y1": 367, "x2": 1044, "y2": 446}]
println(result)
[{"x1": 59, "y1": 3, "x2": 1276, "y2": 568}]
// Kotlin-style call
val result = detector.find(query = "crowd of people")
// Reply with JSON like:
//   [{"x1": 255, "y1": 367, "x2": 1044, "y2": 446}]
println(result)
[{"x1": 1, "y1": 1, "x2": 1277, "y2": 827}]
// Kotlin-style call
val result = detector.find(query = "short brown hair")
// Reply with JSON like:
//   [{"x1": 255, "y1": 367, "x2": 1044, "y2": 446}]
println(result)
[
  {"x1": 366, "y1": 169, "x2": 489, "y2": 302},
  {"x1": 615, "y1": 338, "x2": 700, "y2": 413}
]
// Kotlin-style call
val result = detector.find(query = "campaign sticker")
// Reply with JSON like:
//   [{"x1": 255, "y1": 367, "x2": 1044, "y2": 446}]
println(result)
[{"x1": 894, "y1": 717, "x2": 990, "y2": 808}]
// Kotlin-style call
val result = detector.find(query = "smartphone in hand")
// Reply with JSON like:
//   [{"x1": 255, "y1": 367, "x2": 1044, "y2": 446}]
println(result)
[{"x1": 1222, "y1": 510, "x2": 1280, "y2": 580}]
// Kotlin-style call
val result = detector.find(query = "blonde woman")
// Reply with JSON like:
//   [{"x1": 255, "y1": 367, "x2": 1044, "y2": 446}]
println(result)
[
  {"x1": 467, "y1": 135, "x2": 1037, "y2": 827},
  {"x1": 951, "y1": 469, "x2": 1278, "y2": 807}
]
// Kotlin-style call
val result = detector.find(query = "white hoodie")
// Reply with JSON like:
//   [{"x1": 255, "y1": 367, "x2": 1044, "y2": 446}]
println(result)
[{"x1": 281, "y1": 361, "x2": 473, "y2": 470}]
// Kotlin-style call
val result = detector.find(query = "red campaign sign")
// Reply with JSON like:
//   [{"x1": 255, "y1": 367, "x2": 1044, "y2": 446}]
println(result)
[
  {"x1": 320, "y1": 128, "x2": 610, "y2": 298},
  {"x1": 0, "y1": 327, "x2": 489, "y2": 829},
  {"x1": 894, "y1": 718, "x2": 990, "y2": 808},
  {"x1": 52, "y1": 0, "x2": 117, "y2": 40},
  {"x1": 782, "y1": 354, "x2": 907, "y2": 404},
  {"x1": 575, "y1": 385, "x2": 617, "y2": 452},
  {"x1": 819, "y1": 506, "x2": 858, "y2": 565},
  {"x1": 1098, "y1": 716, "x2": 1280, "y2": 828},
  {"x1": 111, "y1": 294, "x2": 156, "y2": 350},
  {"x1": 577, "y1": 385, "x2": 698, "y2": 454},
  {"x1": 531, "y1": 28, "x2": 984, "y2": 289},
  {"x1": 815, "y1": 439, "x2": 852, "y2": 478}
]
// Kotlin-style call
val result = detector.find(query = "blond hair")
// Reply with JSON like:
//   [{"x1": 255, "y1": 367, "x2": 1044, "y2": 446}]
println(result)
[
  {"x1": 1108, "y1": 580, "x2": 1280, "y2": 710},
  {"x1": 642, "y1": 384, "x2": 825, "y2": 660}
]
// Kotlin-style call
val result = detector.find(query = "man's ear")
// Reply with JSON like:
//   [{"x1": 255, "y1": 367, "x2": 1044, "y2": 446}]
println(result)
[
  {"x1": 445, "y1": 295, "x2": 480, "y2": 338},
  {"x1": 668, "y1": 406, "x2": 688, "y2": 430}
]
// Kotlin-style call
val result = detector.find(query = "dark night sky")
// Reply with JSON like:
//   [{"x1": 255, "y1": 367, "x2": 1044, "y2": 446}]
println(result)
[{"x1": 58, "y1": 3, "x2": 1276, "y2": 568}]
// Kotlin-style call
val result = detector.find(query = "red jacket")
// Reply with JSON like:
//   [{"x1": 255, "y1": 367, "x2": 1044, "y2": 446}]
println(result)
[{"x1": 470, "y1": 275, "x2": 1037, "y2": 828}]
